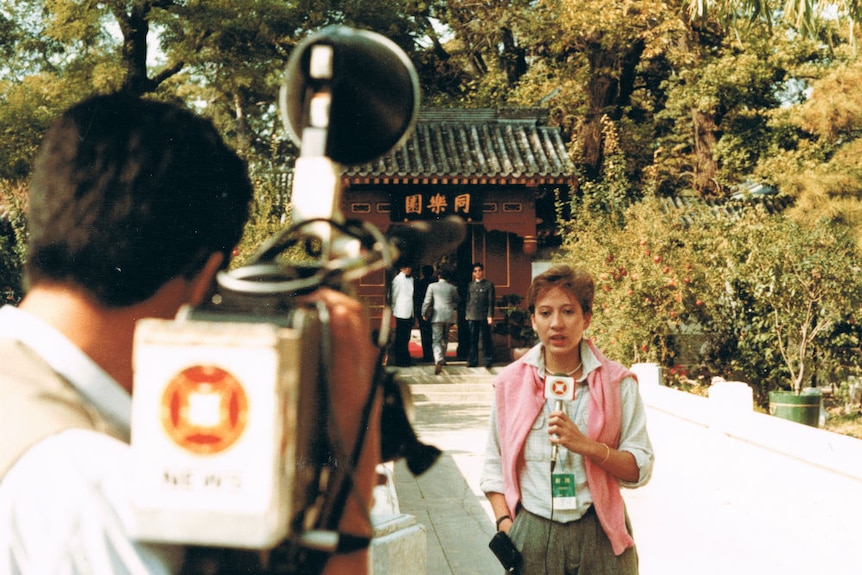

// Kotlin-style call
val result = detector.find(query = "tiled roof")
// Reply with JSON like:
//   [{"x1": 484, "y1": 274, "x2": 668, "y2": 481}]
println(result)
[
  {"x1": 343, "y1": 108, "x2": 575, "y2": 185},
  {"x1": 659, "y1": 195, "x2": 794, "y2": 226}
]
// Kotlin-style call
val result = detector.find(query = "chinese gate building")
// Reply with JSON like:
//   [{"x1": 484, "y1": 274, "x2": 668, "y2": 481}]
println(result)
[{"x1": 342, "y1": 107, "x2": 576, "y2": 322}]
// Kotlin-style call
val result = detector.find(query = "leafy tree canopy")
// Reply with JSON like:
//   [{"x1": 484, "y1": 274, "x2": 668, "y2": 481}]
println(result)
[{"x1": 0, "y1": 0, "x2": 450, "y2": 177}]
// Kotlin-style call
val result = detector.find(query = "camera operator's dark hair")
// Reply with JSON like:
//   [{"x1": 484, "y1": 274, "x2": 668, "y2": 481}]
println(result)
[{"x1": 25, "y1": 93, "x2": 253, "y2": 307}]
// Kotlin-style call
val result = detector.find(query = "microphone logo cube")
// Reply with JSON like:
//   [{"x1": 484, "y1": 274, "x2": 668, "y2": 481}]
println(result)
[{"x1": 544, "y1": 375, "x2": 575, "y2": 401}]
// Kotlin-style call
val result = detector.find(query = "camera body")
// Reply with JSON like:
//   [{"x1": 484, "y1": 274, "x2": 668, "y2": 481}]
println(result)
[
  {"x1": 130, "y1": 305, "x2": 322, "y2": 548},
  {"x1": 127, "y1": 25, "x2": 453, "y2": 561}
]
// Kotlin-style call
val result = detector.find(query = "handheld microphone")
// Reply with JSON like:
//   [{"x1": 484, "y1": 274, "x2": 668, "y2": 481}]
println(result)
[
  {"x1": 551, "y1": 398, "x2": 563, "y2": 470},
  {"x1": 544, "y1": 375, "x2": 575, "y2": 472}
]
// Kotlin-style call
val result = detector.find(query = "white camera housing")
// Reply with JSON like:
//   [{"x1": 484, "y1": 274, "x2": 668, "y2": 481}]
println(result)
[{"x1": 129, "y1": 311, "x2": 320, "y2": 549}]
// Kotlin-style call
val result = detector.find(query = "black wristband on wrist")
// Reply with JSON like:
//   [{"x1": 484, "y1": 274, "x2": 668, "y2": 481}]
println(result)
[{"x1": 495, "y1": 515, "x2": 512, "y2": 530}]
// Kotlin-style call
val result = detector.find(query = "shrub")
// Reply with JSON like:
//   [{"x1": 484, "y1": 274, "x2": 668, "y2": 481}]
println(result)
[
  {"x1": 493, "y1": 294, "x2": 537, "y2": 348},
  {"x1": 558, "y1": 192, "x2": 862, "y2": 405}
]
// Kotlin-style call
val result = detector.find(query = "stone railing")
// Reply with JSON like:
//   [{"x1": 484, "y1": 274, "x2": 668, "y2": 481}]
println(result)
[{"x1": 631, "y1": 363, "x2": 862, "y2": 481}]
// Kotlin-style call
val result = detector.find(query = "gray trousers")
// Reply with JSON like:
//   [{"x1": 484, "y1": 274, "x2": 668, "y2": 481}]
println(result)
[
  {"x1": 507, "y1": 506, "x2": 638, "y2": 575},
  {"x1": 431, "y1": 322, "x2": 450, "y2": 364}
]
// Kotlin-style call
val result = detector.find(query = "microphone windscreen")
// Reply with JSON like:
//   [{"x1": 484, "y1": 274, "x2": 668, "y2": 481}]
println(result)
[{"x1": 280, "y1": 26, "x2": 419, "y2": 166}]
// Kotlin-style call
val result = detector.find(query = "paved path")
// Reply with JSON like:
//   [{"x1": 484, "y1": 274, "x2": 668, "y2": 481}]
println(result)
[
  {"x1": 392, "y1": 363, "x2": 862, "y2": 575},
  {"x1": 393, "y1": 363, "x2": 500, "y2": 574}
]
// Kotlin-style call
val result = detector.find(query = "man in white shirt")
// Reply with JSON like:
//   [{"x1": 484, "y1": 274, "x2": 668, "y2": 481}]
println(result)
[
  {"x1": 0, "y1": 93, "x2": 379, "y2": 574},
  {"x1": 389, "y1": 265, "x2": 415, "y2": 367}
]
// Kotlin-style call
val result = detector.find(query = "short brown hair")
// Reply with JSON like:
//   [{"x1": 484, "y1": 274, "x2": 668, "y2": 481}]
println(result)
[{"x1": 526, "y1": 264, "x2": 594, "y2": 316}]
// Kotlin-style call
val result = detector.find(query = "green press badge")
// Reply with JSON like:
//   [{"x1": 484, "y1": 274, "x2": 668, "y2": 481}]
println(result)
[{"x1": 552, "y1": 473, "x2": 578, "y2": 510}]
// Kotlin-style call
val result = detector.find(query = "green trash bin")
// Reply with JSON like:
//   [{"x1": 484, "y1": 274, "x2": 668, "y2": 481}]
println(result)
[{"x1": 768, "y1": 389, "x2": 822, "y2": 428}]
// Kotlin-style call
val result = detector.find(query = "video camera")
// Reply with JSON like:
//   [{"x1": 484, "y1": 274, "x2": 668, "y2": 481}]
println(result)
[{"x1": 127, "y1": 26, "x2": 463, "y2": 571}]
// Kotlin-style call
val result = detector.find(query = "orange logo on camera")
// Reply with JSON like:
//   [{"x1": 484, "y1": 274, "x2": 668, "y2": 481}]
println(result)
[{"x1": 160, "y1": 365, "x2": 248, "y2": 455}]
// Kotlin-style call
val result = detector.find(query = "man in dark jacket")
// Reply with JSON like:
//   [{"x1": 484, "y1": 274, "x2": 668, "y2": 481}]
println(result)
[{"x1": 465, "y1": 262, "x2": 495, "y2": 368}]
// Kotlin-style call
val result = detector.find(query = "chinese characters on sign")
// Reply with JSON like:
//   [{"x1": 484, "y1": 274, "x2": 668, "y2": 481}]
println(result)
[{"x1": 393, "y1": 189, "x2": 482, "y2": 222}]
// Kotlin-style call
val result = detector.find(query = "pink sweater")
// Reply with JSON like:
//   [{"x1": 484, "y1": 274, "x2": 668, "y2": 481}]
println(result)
[{"x1": 494, "y1": 339, "x2": 636, "y2": 555}]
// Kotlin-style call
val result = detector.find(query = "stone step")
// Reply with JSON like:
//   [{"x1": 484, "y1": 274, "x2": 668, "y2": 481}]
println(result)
[{"x1": 406, "y1": 383, "x2": 493, "y2": 404}]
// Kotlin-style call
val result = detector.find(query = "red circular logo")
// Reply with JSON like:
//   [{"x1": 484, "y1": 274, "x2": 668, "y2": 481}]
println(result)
[
  {"x1": 160, "y1": 365, "x2": 248, "y2": 455},
  {"x1": 551, "y1": 379, "x2": 569, "y2": 397}
]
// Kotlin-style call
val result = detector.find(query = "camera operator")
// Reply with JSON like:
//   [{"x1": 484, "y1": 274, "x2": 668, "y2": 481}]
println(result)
[{"x1": 0, "y1": 93, "x2": 379, "y2": 574}]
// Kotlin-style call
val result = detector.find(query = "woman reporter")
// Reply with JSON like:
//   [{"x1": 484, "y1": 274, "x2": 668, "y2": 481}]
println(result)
[{"x1": 480, "y1": 264, "x2": 654, "y2": 574}]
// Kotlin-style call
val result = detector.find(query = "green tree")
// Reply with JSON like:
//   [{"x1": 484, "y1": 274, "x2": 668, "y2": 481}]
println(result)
[
  {"x1": 1, "y1": 0, "x2": 467, "y2": 303},
  {"x1": 560, "y1": 193, "x2": 714, "y2": 369},
  {"x1": 521, "y1": 0, "x2": 670, "y2": 179},
  {"x1": 758, "y1": 60, "x2": 862, "y2": 248},
  {"x1": 684, "y1": 0, "x2": 862, "y2": 45},
  {"x1": 0, "y1": 180, "x2": 28, "y2": 304},
  {"x1": 486, "y1": 0, "x2": 861, "y2": 196},
  {"x1": 733, "y1": 216, "x2": 862, "y2": 394},
  {"x1": 0, "y1": 0, "x2": 451, "y2": 176},
  {"x1": 676, "y1": 0, "x2": 862, "y2": 195},
  {"x1": 480, "y1": 0, "x2": 675, "y2": 180},
  {"x1": 0, "y1": 75, "x2": 81, "y2": 180},
  {"x1": 560, "y1": 183, "x2": 862, "y2": 404},
  {"x1": 558, "y1": 115, "x2": 862, "y2": 403}
]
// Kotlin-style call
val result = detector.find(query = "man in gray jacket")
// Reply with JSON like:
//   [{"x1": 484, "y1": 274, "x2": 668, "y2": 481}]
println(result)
[{"x1": 421, "y1": 266, "x2": 460, "y2": 375}]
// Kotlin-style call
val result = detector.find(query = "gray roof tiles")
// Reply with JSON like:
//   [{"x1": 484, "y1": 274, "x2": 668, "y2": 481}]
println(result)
[{"x1": 343, "y1": 108, "x2": 575, "y2": 183}]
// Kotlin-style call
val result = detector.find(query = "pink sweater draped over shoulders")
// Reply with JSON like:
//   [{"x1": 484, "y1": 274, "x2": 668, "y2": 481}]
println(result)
[{"x1": 493, "y1": 339, "x2": 636, "y2": 555}]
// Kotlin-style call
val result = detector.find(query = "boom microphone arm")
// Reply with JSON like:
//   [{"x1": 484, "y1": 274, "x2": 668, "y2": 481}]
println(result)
[
  {"x1": 260, "y1": 26, "x2": 449, "y2": 574},
  {"x1": 131, "y1": 26, "x2": 453, "y2": 575},
  {"x1": 278, "y1": 25, "x2": 419, "y2": 259}
]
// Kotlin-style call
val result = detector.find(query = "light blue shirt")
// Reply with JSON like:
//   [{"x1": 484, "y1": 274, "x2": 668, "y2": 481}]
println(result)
[
  {"x1": 480, "y1": 341, "x2": 654, "y2": 522},
  {"x1": 0, "y1": 305, "x2": 182, "y2": 574}
]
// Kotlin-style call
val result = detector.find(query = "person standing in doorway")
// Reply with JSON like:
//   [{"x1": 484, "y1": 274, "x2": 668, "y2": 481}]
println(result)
[
  {"x1": 389, "y1": 265, "x2": 415, "y2": 367},
  {"x1": 465, "y1": 262, "x2": 496, "y2": 369},
  {"x1": 414, "y1": 265, "x2": 435, "y2": 363},
  {"x1": 421, "y1": 266, "x2": 459, "y2": 375}
]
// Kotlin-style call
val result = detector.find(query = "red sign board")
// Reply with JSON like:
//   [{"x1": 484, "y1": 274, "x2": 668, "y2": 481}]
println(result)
[{"x1": 390, "y1": 189, "x2": 482, "y2": 222}]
